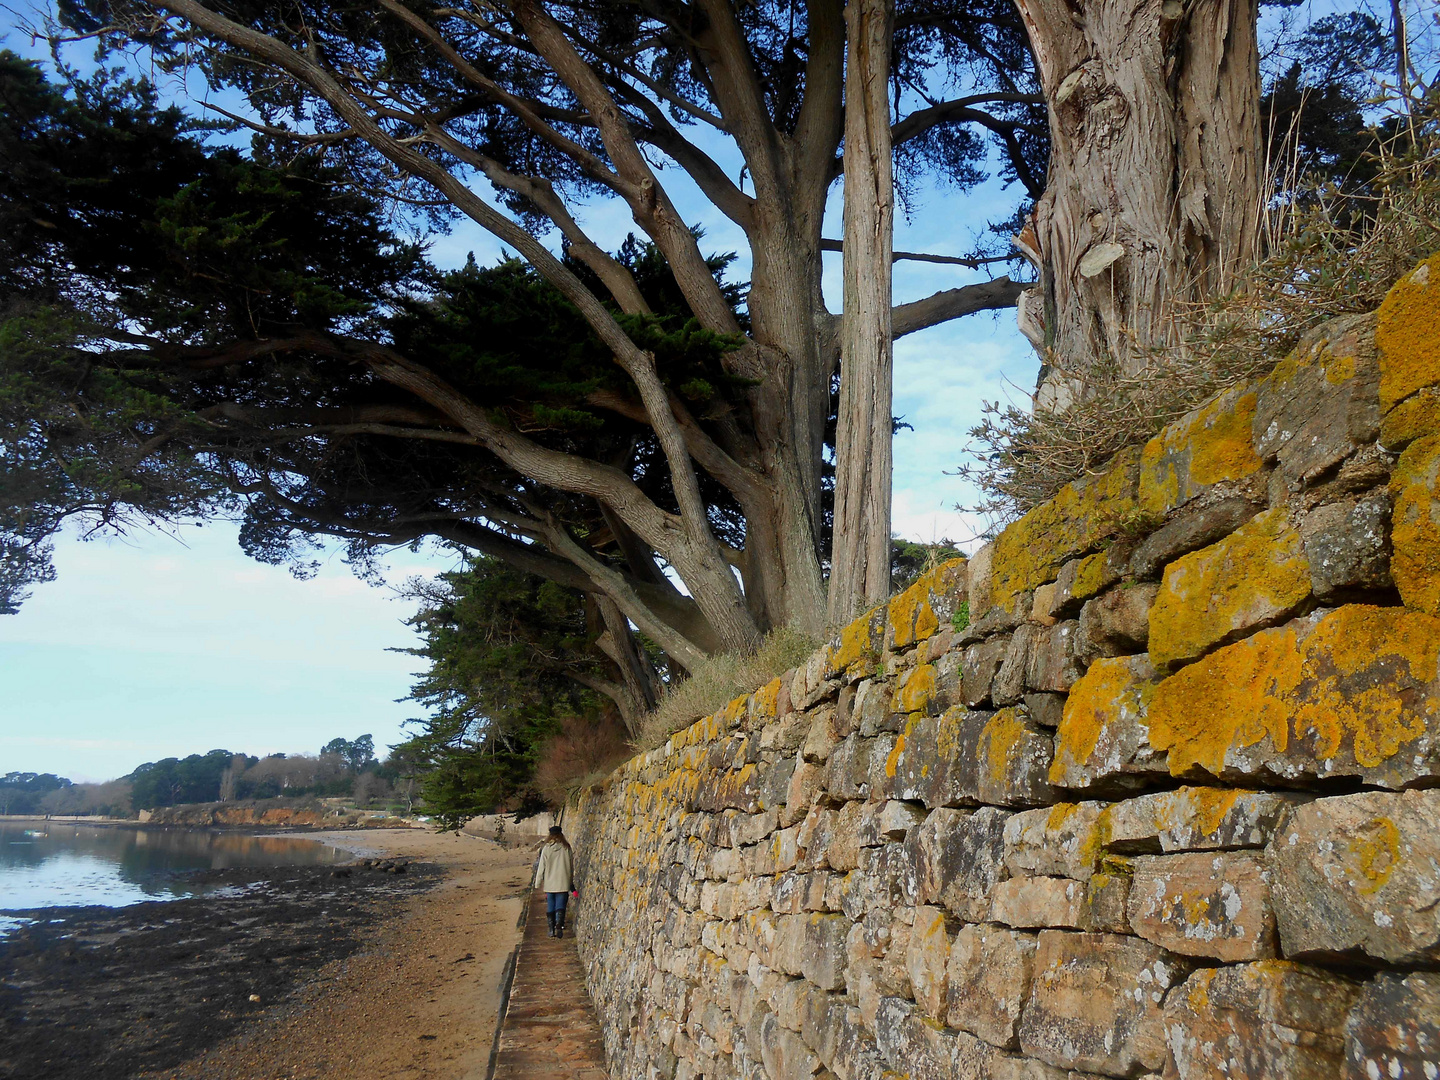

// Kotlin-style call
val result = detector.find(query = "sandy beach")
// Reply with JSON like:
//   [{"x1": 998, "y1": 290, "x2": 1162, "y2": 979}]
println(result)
[
  {"x1": 142, "y1": 827, "x2": 538, "y2": 1080},
  {"x1": 0, "y1": 824, "x2": 537, "y2": 1080}
]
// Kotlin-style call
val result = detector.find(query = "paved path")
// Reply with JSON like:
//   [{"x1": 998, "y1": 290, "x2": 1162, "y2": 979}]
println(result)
[{"x1": 490, "y1": 892, "x2": 609, "y2": 1080}]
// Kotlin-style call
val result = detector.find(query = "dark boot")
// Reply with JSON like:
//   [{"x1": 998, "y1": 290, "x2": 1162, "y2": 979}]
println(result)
[
  {"x1": 556, "y1": 913, "x2": 565, "y2": 939},
  {"x1": 546, "y1": 912, "x2": 556, "y2": 937}
]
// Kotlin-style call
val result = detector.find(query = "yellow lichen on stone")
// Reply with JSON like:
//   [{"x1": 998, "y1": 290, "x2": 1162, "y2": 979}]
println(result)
[
  {"x1": 1343, "y1": 815, "x2": 1401, "y2": 895},
  {"x1": 750, "y1": 677, "x2": 784, "y2": 724},
  {"x1": 1147, "y1": 508, "x2": 1312, "y2": 671},
  {"x1": 1069, "y1": 552, "x2": 1113, "y2": 604},
  {"x1": 1150, "y1": 623, "x2": 1304, "y2": 776},
  {"x1": 988, "y1": 447, "x2": 1140, "y2": 613},
  {"x1": 892, "y1": 663, "x2": 938, "y2": 715},
  {"x1": 1149, "y1": 606, "x2": 1440, "y2": 779},
  {"x1": 828, "y1": 606, "x2": 884, "y2": 676},
  {"x1": 1390, "y1": 434, "x2": 1440, "y2": 616},
  {"x1": 1050, "y1": 657, "x2": 1158, "y2": 784},
  {"x1": 888, "y1": 557, "x2": 968, "y2": 649},
  {"x1": 1376, "y1": 252, "x2": 1440, "y2": 413},
  {"x1": 1186, "y1": 787, "x2": 1243, "y2": 838},
  {"x1": 1138, "y1": 385, "x2": 1264, "y2": 515},
  {"x1": 1380, "y1": 387, "x2": 1440, "y2": 451},
  {"x1": 981, "y1": 707, "x2": 1027, "y2": 788}
]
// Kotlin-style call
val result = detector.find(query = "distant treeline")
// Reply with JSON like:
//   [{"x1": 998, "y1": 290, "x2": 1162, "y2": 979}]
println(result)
[{"x1": 1, "y1": 735, "x2": 415, "y2": 816}]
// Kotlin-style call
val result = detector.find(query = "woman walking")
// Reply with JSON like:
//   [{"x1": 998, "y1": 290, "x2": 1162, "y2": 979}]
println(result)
[{"x1": 535, "y1": 824, "x2": 575, "y2": 938}]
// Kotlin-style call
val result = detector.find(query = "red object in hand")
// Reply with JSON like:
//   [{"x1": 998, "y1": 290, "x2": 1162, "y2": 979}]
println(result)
[{"x1": 571, "y1": 889, "x2": 579, "y2": 898}]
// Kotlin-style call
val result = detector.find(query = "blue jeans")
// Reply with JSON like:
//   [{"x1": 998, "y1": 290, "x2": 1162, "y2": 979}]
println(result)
[{"x1": 546, "y1": 891, "x2": 568, "y2": 916}]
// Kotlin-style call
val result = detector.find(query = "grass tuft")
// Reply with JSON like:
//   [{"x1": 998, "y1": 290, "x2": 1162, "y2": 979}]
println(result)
[
  {"x1": 961, "y1": 99, "x2": 1440, "y2": 525},
  {"x1": 632, "y1": 625, "x2": 820, "y2": 752}
]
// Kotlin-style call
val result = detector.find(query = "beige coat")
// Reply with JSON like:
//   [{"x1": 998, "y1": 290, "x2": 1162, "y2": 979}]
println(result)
[{"x1": 534, "y1": 840, "x2": 574, "y2": 892}]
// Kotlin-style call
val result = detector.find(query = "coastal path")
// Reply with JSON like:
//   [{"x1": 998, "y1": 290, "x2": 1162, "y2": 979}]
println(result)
[{"x1": 489, "y1": 891, "x2": 609, "y2": 1079}]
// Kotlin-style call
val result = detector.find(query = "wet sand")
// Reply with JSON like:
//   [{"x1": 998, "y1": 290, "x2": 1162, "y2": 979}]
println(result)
[{"x1": 0, "y1": 827, "x2": 536, "y2": 1080}]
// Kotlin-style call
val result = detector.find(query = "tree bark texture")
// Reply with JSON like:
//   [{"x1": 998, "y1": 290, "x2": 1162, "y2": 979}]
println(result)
[
  {"x1": 1015, "y1": 0, "x2": 1261, "y2": 385},
  {"x1": 829, "y1": 0, "x2": 896, "y2": 626}
]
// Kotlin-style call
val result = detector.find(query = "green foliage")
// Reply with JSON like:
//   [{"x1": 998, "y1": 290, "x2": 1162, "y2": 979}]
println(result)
[
  {"x1": 0, "y1": 771, "x2": 72, "y2": 815},
  {"x1": 393, "y1": 557, "x2": 615, "y2": 826},
  {"x1": 128, "y1": 750, "x2": 243, "y2": 809},
  {"x1": 321, "y1": 734, "x2": 376, "y2": 772},
  {"x1": 951, "y1": 602, "x2": 971, "y2": 634},
  {"x1": 0, "y1": 51, "x2": 423, "y2": 610}
]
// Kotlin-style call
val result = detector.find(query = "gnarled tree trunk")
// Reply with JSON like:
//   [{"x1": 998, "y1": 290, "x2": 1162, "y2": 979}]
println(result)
[
  {"x1": 1015, "y1": 0, "x2": 1261, "y2": 389},
  {"x1": 829, "y1": 0, "x2": 896, "y2": 625}
]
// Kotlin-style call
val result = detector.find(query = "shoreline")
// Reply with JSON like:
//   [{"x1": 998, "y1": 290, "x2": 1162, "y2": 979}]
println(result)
[{"x1": 0, "y1": 827, "x2": 537, "y2": 1080}]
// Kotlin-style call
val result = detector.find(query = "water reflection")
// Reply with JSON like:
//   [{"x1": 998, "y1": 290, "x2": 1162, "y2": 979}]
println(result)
[{"x1": 0, "y1": 821, "x2": 350, "y2": 915}]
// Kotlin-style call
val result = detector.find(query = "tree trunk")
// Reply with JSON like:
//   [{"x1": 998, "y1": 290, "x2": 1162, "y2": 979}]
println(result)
[
  {"x1": 1015, "y1": 0, "x2": 1261, "y2": 388},
  {"x1": 829, "y1": 0, "x2": 896, "y2": 625}
]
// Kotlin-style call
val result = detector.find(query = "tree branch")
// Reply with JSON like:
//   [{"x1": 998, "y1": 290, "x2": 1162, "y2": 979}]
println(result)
[{"x1": 891, "y1": 276, "x2": 1027, "y2": 337}]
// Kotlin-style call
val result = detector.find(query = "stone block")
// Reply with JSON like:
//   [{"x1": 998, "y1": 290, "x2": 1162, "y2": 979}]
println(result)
[
  {"x1": 945, "y1": 923, "x2": 1036, "y2": 1049},
  {"x1": 888, "y1": 558, "x2": 968, "y2": 651},
  {"x1": 826, "y1": 605, "x2": 886, "y2": 682},
  {"x1": 1145, "y1": 606, "x2": 1440, "y2": 788},
  {"x1": 858, "y1": 800, "x2": 927, "y2": 847},
  {"x1": 758, "y1": 1009, "x2": 821, "y2": 1080},
  {"x1": 822, "y1": 734, "x2": 873, "y2": 802},
  {"x1": 989, "y1": 447, "x2": 1141, "y2": 614},
  {"x1": 784, "y1": 759, "x2": 823, "y2": 828},
  {"x1": 989, "y1": 875, "x2": 1085, "y2": 930},
  {"x1": 1253, "y1": 311, "x2": 1381, "y2": 488},
  {"x1": 1049, "y1": 655, "x2": 1169, "y2": 792},
  {"x1": 1139, "y1": 383, "x2": 1264, "y2": 516},
  {"x1": 1344, "y1": 972, "x2": 1440, "y2": 1080},
  {"x1": 1018, "y1": 930, "x2": 1188, "y2": 1076},
  {"x1": 883, "y1": 713, "x2": 940, "y2": 804},
  {"x1": 1004, "y1": 802, "x2": 1107, "y2": 881},
  {"x1": 1390, "y1": 434, "x2": 1440, "y2": 616},
  {"x1": 1164, "y1": 961, "x2": 1359, "y2": 1080},
  {"x1": 1103, "y1": 787, "x2": 1301, "y2": 853},
  {"x1": 873, "y1": 996, "x2": 963, "y2": 1080},
  {"x1": 1075, "y1": 584, "x2": 1158, "y2": 661},
  {"x1": 796, "y1": 806, "x2": 836, "y2": 872},
  {"x1": 731, "y1": 809, "x2": 780, "y2": 848},
  {"x1": 1128, "y1": 495, "x2": 1263, "y2": 580},
  {"x1": 993, "y1": 624, "x2": 1038, "y2": 706},
  {"x1": 802, "y1": 707, "x2": 844, "y2": 764},
  {"x1": 905, "y1": 906, "x2": 951, "y2": 1020},
  {"x1": 1024, "y1": 692, "x2": 1065, "y2": 729},
  {"x1": 1376, "y1": 252, "x2": 1440, "y2": 414},
  {"x1": 1270, "y1": 789, "x2": 1440, "y2": 965},
  {"x1": 1127, "y1": 851, "x2": 1277, "y2": 961},
  {"x1": 973, "y1": 707, "x2": 1057, "y2": 808},
  {"x1": 892, "y1": 662, "x2": 940, "y2": 716},
  {"x1": 902, "y1": 805, "x2": 1010, "y2": 921},
  {"x1": 1025, "y1": 621, "x2": 1083, "y2": 693},
  {"x1": 1082, "y1": 869, "x2": 1132, "y2": 934},
  {"x1": 1381, "y1": 385, "x2": 1440, "y2": 451},
  {"x1": 963, "y1": 636, "x2": 1010, "y2": 707},
  {"x1": 1148, "y1": 508, "x2": 1312, "y2": 671},
  {"x1": 826, "y1": 802, "x2": 864, "y2": 872},
  {"x1": 1299, "y1": 492, "x2": 1392, "y2": 600},
  {"x1": 1046, "y1": 551, "x2": 1124, "y2": 619},
  {"x1": 801, "y1": 914, "x2": 850, "y2": 991},
  {"x1": 854, "y1": 678, "x2": 900, "y2": 737}
]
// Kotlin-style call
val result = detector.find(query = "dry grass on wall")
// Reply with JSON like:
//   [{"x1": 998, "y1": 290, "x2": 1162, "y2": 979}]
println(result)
[
  {"x1": 961, "y1": 101, "x2": 1440, "y2": 526},
  {"x1": 633, "y1": 626, "x2": 820, "y2": 753}
]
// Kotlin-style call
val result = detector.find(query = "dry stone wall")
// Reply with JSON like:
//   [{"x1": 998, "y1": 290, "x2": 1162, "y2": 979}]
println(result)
[{"x1": 567, "y1": 254, "x2": 1440, "y2": 1080}]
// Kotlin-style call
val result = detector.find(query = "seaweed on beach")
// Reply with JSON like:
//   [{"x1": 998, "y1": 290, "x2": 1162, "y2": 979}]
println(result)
[{"x1": 0, "y1": 861, "x2": 439, "y2": 1080}]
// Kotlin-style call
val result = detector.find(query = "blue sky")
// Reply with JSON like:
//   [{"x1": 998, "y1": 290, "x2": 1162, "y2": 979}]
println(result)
[{"x1": 4, "y1": 0, "x2": 1401, "y2": 780}]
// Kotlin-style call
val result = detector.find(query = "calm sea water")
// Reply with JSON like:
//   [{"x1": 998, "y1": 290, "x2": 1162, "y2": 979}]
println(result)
[{"x1": 0, "y1": 821, "x2": 352, "y2": 931}]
